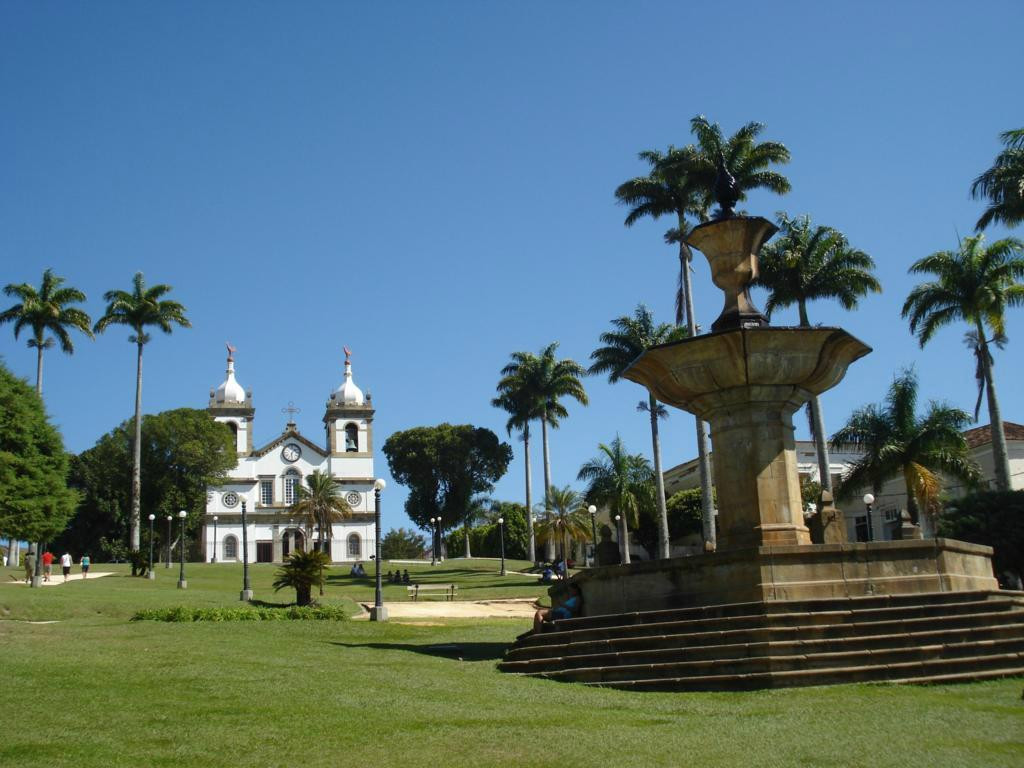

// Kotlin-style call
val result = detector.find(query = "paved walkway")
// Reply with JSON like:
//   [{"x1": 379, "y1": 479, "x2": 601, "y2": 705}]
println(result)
[
  {"x1": 355, "y1": 598, "x2": 537, "y2": 620},
  {"x1": 4, "y1": 572, "x2": 115, "y2": 586}
]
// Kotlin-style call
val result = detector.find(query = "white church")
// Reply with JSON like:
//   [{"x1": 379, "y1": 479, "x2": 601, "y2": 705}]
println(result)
[{"x1": 201, "y1": 346, "x2": 377, "y2": 564}]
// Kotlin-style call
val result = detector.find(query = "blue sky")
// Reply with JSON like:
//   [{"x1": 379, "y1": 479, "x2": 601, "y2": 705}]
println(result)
[{"x1": 2, "y1": 2, "x2": 1022, "y2": 533}]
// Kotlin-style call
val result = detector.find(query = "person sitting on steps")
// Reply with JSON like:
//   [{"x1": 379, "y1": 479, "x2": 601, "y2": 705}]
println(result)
[{"x1": 533, "y1": 582, "x2": 582, "y2": 633}]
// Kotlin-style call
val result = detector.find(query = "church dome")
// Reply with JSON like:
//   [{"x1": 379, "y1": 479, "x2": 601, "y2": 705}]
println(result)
[
  {"x1": 215, "y1": 355, "x2": 246, "y2": 404},
  {"x1": 331, "y1": 350, "x2": 364, "y2": 406}
]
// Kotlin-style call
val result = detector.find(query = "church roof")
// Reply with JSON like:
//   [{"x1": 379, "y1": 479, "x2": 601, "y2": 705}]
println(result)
[{"x1": 251, "y1": 427, "x2": 329, "y2": 459}]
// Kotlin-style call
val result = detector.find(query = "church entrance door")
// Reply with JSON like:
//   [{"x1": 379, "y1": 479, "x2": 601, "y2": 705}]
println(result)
[{"x1": 256, "y1": 541, "x2": 273, "y2": 563}]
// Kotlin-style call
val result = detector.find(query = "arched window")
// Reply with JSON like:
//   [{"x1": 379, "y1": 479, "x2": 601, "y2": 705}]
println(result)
[
  {"x1": 345, "y1": 424, "x2": 359, "y2": 452},
  {"x1": 284, "y1": 469, "x2": 301, "y2": 505},
  {"x1": 347, "y1": 533, "x2": 361, "y2": 557},
  {"x1": 223, "y1": 535, "x2": 238, "y2": 560}
]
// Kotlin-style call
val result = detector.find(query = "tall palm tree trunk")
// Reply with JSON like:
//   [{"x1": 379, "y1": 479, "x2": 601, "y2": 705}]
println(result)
[
  {"x1": 464, "y1": 520, "x2": 472, "y2": 558},
  {"x1": 649, "y1": 394, "x2": 670, "y2": 560},
  {"x1": 798, "y1": 303, "x2": 834, "y2": 496},
  {"x1": 130, "y1": 340, "x2": 143, "y2": 551},
  {"x1": 678, "y1": 239, "x2": 716, "y2": 551},
  {"x1": 977, "y1": 325, "x2": 1011, "y2": 491},
  {"x1": 35, "y1": 343, "x2": 44, "y2": 396},
  {"x1": 540, "y1": 416, "x2": 555, "y2": 561},
  {"x1": 523, "y1": 427, "x2": 536, "y2": 563}
]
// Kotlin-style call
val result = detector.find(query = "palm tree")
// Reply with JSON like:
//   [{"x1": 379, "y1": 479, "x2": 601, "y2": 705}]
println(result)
[
  {"x1": 588, "y1": 304, "x2": 687, "y2": 560},
  {"x1": 971, "y1": 128, "x2": 1024, "y2": 231},
  {"x1": 577, "y1": 436, "x2": 653, "y2": 564},
  {"x1": 94, "y1": 273, "x2": 190, "y2": 551},
  {"x1": 492, "y1": 372, "x2": 540, "y2": 563},
  {"x1": 273, "y1": 549, "x2": 330, "y2": 607},
  {"x1": 0, "y1": 268, "x2": 93, "y2": 395},
  {"x1": 534, "y1": 486, "x2": 591, "y2": 574},
  {"x1": 289, "y1": 470, "x2": 352, "y2": 595},
  {"x1": 754, "y1": 212, "x2": 881, "y2": 498},
  {"x1": 831, "y1": 369, "x2": 979, "y2": 537},
  {"x1": 902, "y1": 234, "x2": 1024, "y2": 492},
  {"x1": 497, "y1": 343, "x2": 587, "y2": 560}
]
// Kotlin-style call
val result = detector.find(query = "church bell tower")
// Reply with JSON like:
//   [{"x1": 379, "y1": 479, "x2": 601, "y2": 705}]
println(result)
[
  {"x1": 324, "y1": 347, "x2": 374, "y2": 459},
  {"x1": 208, "y1": 343, "x2": 254, "y2": 456}
]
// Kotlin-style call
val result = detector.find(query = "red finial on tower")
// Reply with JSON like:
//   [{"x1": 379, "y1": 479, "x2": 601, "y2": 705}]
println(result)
[{"x1": 226, "y1": 342, "x2": 236, "y2": 363}]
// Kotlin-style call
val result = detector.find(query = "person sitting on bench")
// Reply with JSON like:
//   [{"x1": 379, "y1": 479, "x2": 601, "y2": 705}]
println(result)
[{"x1": 401, "y1": 569, "x2": 411, "y2": 584}]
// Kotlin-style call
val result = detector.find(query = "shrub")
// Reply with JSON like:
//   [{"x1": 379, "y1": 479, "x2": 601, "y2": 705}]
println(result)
[
  {"x1": 131, "y1": 605, "x2": 350, "y2": 622},
  {"x1": 272, "y1": 549, "x2": 330, "y2": 606}
]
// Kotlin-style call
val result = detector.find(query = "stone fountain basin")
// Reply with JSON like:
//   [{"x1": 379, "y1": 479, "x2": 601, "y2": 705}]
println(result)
[{"x1": 623, "y1": 327, "x2": 871, "y2": 420}]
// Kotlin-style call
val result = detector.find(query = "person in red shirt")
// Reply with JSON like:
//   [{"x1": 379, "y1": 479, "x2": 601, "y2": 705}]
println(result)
[{"x1": 41, "y1": 551, "x2": 54, "y2": 582}]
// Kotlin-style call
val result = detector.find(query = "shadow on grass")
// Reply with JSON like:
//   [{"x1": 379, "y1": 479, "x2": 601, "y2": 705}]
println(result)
[{"x1": 331, "y1": 640, "x2": 509, "y2": 662}]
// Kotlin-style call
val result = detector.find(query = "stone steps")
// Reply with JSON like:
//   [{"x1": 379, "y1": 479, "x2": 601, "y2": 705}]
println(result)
[{"x1": 499, "y1": 591, "x2": 1024, "y2": 691}]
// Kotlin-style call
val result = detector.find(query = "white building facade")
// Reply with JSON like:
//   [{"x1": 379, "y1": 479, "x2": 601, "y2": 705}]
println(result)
[{"x1": 201, "y1": 348, "x2": 377, "y2": 564}]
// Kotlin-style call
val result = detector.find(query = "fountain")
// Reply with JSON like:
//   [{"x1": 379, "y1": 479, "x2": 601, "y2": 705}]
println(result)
[{"x1": 499, "y1": 189, "x2": 1021, "y2": 690}]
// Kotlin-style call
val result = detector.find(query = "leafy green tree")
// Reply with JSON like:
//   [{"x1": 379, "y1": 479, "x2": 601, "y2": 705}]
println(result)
[
  {"x1": 0, "y1": 362, "x2": 77, "y2": 559},
  {"x1": 382, "y1": 424, "x2": 512, "y2": 552},
  {"x1": 971, "y1": 128, "x2": 1024, "y2": 231},
  {"x1": 273, "y1": 549, "x2": 330, "y2": 606},
  {"x1": 94, "y1": 273, "x2": 190, "y2": 551},
  {"x1": 58, "y1": 408, "x2": 235, "y2": 556},
  {"x1": 902, "y1": 234, "x2": 1024, "y2": 492},
  {"x1": 0, "y1": 268, "x2": 93, "y2": 395},
  {"x1": 754, "y1": 212, "x2": 881, "y2": 498},
  {"x1": 496, "y1": 344, "x2": 587, "y2": 559},
  {"x1": 492, "y1": 373, "x2": 540, "y2": 562},
  {"x1": 578, "y1": 437, "x2": 653, "y2": 563},
  {"x1": 938, "y1": 490, "x2": 1024, "y2": 583},
  {"x1": 534, "y1": 486, "x2": 590, "y2": 568},
  {"x1": 381, "y1": 528, "x2": 427, "y2": 560},
  {"x1": 665, "y1": 488, "x2": 710, "y2": 538},
  {"x1": 589, "y1": 304, "x2": 687, "y2": 559},
  {"x1": 830, "y1": 369, "x2": 979, "y2": 536}
]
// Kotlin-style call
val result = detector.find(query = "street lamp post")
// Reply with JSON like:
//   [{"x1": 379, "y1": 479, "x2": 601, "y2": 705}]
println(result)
[
  {"x1": 437, "y1": 516, "x2": 444, "y2": 562},
  {"x1": 240, "y1": 500, "x2": 253, "y2": 601},
  {"x1": 588, "y1": 505, "x2": 598, "y2": 567},
  {"x1": 371, "y1": 479, "x2": 388, "y2": 621},
  {"x1": 615, "y1": 514, "x2": 631, "y2": 565},
  {"x1": 177, "y1": 510, "x2": 188, "y2": 589},
  {"x1": 147, "y1": 514, "x2": 156, "y2": 580},
  {"x1": 211, "y1": 515, "x2": 218, "y2": 563},
  {"x1": 165, "y1": 515, "x2": 172, "y2": 568},
  {"x1": 498, "y1": 517, "x2": 506, "y2": 576},
  {"x1": 429, "y1": 517, "x2": 437, "y2": 566},
  {"x1": 862, "y1": 493, "x2": 875, "y2": 542}
]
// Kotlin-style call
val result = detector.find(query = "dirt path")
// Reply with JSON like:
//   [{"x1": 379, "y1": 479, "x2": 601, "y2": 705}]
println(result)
[
  {"x1": 354, "y1": 598, "x2": 537, "y2": 619},
  {"x1": 4, "y1": 572, "x2": 115, "y2": 586}
]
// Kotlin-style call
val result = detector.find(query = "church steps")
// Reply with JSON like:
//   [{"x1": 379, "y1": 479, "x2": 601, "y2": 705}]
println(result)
[
  {"x1": 513, "y1": 598, "x2": 1021, "y2": 653},
  {"x1": 582, "y1": 653, "x2": 1024, "y2": 692},
  {"x1": 524, "y1": 637, "x2": 1024, "y2": 684},
  {"x1": 500, "y1": 622, "x2": 1024, "y2": 673},
  {"x1": 499, "y1": 591, "x2": 1024, "y2": 691}
]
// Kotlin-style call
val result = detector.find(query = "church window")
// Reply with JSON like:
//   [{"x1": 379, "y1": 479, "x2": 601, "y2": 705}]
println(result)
[
  {"x1": 284, "y1": 469, "x2": 301, "y2": 505},
  {"x1": 345, "y1": 424, "x2": 359, "y2": 453},
  {"x1": 347, "y1": 534, "x2": 361, "y2": 557},
  {"x1": 224, "y1": 535, "x2": 238, "y2": 560},
  {"x1": 260, "y1": 479, "x2": 273, "y2": 506}
]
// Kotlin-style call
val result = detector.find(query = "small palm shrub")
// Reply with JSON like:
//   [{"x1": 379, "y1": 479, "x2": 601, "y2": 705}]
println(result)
[{"x1": 273, "y1": 549, "x2": 330, "y2": 606}]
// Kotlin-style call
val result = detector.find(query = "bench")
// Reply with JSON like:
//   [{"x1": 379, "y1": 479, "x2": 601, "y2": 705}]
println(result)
[{"x1": 407, "y1": 584, "x2": 458, "y2": 601}]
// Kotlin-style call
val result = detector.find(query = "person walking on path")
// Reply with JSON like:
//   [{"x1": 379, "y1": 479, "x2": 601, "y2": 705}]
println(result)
[
  {"x1": 24, "y1": 549, "x2": 36, "y2": 584},
  {"x1": 60, "y1": 552, "x2": 73, "y2": 582},
  {"x1": 80, "y1": 554, "x2": 90, "y2": 578},
  {"x1": 41, "y1": 550, "x2": 54, "y2": 582}
]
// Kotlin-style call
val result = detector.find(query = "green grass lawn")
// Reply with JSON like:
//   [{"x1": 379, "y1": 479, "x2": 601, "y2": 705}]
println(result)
[{"x1": 1, "y1": 559, "x2": 1022, "y2": 768}]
